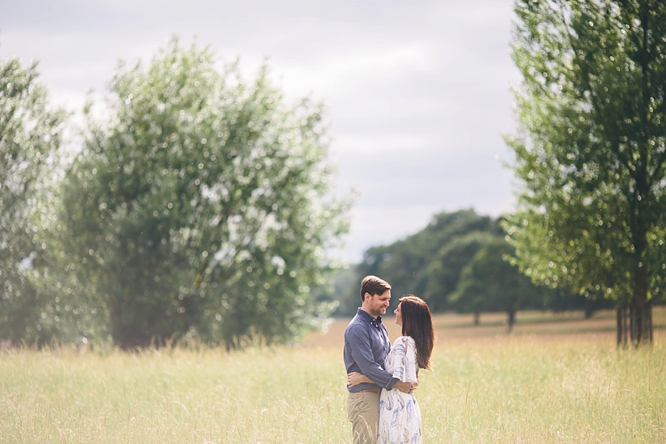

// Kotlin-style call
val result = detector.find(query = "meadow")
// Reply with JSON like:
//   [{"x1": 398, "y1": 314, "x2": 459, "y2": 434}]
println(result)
[{"x1": 1, "y1": 308, "x2": 665, "y2": 443}]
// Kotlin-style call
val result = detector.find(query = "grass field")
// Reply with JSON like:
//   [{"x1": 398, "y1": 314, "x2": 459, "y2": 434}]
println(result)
[{"x1": 1, "y1": 308, "x2": 665, "y2": 443}]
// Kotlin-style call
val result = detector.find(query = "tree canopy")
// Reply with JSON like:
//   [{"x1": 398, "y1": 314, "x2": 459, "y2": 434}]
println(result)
[
  {"x1": 425, "y1": 231, "x2": 497, "y2": 313},
  {"x1": 504, "y1": 0, "x2": 666, "y2": 344},
  {"x1": 45, "y1": 38, "x2": 351, "y2": 348}
]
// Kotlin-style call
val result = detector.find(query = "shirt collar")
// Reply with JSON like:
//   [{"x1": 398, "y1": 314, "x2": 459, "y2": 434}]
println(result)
[
  {"x1": 370, "y1": 316, "x2": 383, "y2": 329},
  {"x1": 357, "y1": 308, "x2": 383, "y2": 329}
]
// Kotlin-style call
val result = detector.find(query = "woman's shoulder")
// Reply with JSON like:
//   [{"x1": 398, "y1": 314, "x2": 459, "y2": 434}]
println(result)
[{"x1": 393, "y1": 335, "x2": 415, "y2": 346}]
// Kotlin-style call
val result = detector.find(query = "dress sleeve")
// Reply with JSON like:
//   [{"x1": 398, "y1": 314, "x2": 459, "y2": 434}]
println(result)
[{"x1": 391, "y1": 336, "x2": 418, "y2": 383}]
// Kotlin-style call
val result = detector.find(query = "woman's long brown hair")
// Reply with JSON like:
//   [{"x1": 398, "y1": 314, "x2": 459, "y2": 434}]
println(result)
[{"x1": 399, "y1": 294, "x2": 434, "y2": 370}]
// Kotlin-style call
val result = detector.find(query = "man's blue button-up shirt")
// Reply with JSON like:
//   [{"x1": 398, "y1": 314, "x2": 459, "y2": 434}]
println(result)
[{"x1": 343, "y1": 308, "x2": 398, "y2": 392}]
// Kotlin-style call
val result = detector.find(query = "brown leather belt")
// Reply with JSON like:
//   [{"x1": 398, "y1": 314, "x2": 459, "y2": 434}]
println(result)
[{"x1": 359, "y1": 388, "x2": 381, "y2": 394}]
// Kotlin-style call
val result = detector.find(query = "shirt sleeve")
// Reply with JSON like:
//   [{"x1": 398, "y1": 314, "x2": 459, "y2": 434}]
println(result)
[{"x1": 348, "y1": 325, "x2": 398, "y2": 389}]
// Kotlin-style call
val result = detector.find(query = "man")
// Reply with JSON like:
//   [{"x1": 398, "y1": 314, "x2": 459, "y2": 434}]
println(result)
[{"x1": 343, "y1": 275, "x2": 415, "y2": 444}]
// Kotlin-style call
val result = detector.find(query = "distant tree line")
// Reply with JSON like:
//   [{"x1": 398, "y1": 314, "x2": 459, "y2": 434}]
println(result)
[{"x1": 331, "y1": 209, "x2": 614, "y2": 331}]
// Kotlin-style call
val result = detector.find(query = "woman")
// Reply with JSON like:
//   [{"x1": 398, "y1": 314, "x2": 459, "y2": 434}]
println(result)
[{"x1": 348, "y1": 294, "x2": 435, "y2": 444}]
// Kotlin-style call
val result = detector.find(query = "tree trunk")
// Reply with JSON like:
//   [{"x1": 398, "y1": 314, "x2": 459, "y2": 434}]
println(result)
[
  {"x1": 630, "y1": 302, "x2": 652, "y2": 347},
  {"x1": 617, "y1": 305, "x2": 629, "y2": 348},
  {"x1": 631, "y1": 7, "x2": 653, "y2": 345},
  {"x1": 617, "y1": 303, "x2": 652, "y2": 348},
  {"x1": 626, "y1": 271, "x2": 653, "y2": 345},
  {"x1": 507, "y1": 309, "x2": 516, "y2": 333},
  {"x1": 473, "y1": 312, "x2": 480, "y2": 326}
]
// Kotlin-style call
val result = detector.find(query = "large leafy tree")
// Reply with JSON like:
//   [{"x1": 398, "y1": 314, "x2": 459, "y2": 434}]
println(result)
[
  {"x1": 505, "y1": 0, "x2": 666, "y2": 344},
  {"x1": 57, "y1": 38, "x2": 351, "y2": 349},
  {"x1": 0, "y1": 54, "x2": 65, "y2": 343}
]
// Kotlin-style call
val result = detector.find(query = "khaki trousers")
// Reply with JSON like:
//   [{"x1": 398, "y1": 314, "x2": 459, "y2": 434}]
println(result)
[{"x1": 347, "y1": 391, "x2": 380, "y2": 444}]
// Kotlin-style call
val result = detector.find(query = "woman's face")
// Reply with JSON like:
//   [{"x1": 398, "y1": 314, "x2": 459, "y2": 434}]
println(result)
[{"x1": 394, "y1": 302, "x2": 403, "y2": 326}]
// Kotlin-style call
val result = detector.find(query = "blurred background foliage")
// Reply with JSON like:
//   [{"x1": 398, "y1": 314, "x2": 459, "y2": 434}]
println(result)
[
  {"x1": 0, "y1": 56, "x2": 67, "y2": 344},
  {"x1": 1, "y1": 38, "x2": 352, "y2": 349}
]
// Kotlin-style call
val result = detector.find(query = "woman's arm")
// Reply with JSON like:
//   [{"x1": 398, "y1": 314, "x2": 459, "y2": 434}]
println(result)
[{"x1": 347, "y1": 372, "x2": 374, "y2": 387}]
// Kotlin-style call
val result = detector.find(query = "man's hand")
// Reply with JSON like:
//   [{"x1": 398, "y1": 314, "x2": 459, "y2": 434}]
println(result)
[
  {"x1": 393, "y1": 380, "x2": 417, "y2": 394},
  {"x1": 347, "y1": 372, "x2": 373, "y2": 387}
]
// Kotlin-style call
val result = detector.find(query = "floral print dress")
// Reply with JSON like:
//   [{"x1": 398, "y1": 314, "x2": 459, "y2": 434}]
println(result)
[{"x1": 378, "y1": 336, "x2": 421, "y2": 444}]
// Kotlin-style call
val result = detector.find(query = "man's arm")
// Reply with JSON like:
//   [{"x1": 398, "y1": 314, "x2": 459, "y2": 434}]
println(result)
[
  {"x1": 347, "y1": 325, "x2": 398, "y2": 389},
  {"x1": 348, "y1": 371, "x2": 415, "y2": 393}
]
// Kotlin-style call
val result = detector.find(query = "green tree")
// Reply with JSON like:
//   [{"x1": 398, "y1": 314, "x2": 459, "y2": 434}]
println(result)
[
  {"x1": 0, "y1": 54, "x2": 65, "y2": 344},
  {"x1": 424, "y1": 231, "x2": 495, "y2": 312},
  {"x1": 450, "y1": 238, "x2": 535, "y2": 330},
  {"x1": 57, "y1": 38, "x2": 351, "y2": 349},
  {"x1": 505, "y1": 0, "x2": 666, "y2": 345}
]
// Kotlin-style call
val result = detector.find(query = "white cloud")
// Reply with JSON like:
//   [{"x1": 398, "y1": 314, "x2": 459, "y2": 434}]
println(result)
[
  {"x1": 332, "y1": 133, "x2": 436, "y2": 154},
  {"x1": 270, "y1": 42, "x2": 438, "y2": 100}
]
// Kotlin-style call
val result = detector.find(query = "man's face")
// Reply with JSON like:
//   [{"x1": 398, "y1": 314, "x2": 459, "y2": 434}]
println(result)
[{"x1": 365, "y1": 290, "x2": 391, "y2": 318}]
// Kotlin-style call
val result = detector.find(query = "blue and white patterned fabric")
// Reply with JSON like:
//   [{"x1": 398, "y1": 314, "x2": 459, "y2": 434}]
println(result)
[{"x1": 378, "y1": 336, "x2": 422, "y2": 444}]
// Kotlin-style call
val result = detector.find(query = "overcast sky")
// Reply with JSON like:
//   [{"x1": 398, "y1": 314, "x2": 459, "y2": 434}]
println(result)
[{"x1": 1, "y1": 0, "x2": 522, "y2": 263}]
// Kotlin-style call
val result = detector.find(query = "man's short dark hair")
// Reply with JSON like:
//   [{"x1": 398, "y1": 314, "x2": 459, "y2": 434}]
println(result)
[{"x1": 360, "y1": 275, "x2": 391, "y2": 302}]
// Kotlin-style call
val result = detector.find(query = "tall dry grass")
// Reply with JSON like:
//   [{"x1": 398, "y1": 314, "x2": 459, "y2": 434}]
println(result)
[{"x1": 1, "y1": 309, "x2": 665, "y2": 443}]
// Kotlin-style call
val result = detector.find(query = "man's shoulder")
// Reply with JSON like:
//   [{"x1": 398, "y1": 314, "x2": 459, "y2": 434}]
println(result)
[
  {"x1": 344, "y1": 314, "x2": 369, "y2": 337},
  {"x1": 345, "y1": 314, "x2": 364, "y2": 329}
]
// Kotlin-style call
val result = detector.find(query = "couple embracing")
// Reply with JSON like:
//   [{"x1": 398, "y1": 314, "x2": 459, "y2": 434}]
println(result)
[{"x1": 344, "y1": 275, "x2": 435, "y2": 444}]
